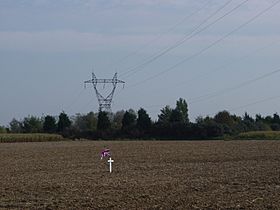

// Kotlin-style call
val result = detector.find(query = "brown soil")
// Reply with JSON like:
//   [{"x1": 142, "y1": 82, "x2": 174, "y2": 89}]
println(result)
[{"x1": 0, "y1": 140, "x2": 280, "y2": 209}]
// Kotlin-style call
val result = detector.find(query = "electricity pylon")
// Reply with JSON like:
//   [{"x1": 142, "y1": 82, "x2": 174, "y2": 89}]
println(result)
[{"x1": 84, "y1": 73, "x2": 125, "y2": 113}]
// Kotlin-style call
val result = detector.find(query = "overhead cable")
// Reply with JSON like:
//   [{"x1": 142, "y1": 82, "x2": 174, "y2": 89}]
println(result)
[
  {"x1": 128, "y1": 0, "x2": 280, "y2": 88},
  {"x1": 119, "y1": 0, "x2": 236, "y2": 78}
]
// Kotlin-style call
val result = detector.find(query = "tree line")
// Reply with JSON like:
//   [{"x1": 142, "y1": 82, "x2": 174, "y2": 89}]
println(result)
[{"x1": 1, "y1": 98, "x2": 280, "y2": 140}]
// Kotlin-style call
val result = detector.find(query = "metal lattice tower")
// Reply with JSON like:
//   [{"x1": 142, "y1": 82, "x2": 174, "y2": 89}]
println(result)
[{"x1": 84, "y1": 73, "x2": 125, "y2": 113}]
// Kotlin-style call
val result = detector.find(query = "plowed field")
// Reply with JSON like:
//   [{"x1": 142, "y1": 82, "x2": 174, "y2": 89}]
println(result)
[{"x1": 0, "y1": 140, "x2": 280, "y2": 209}]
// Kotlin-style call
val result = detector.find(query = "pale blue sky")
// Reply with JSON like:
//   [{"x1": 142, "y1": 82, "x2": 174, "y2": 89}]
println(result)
[{"x1": 1, "y1": 0, "x2": 280, "y2": 126}]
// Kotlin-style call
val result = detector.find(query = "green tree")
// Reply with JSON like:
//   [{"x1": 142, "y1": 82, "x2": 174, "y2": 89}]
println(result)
[
  {"x1": 158, "y1": 105, "x2": 172, "y2": 124},
  {"x1": 122, "y1": 110, "x2": 137, "y2": 129},
  {"x1": 85, "y1": 112, "x2": 98, "y2": 130},
  {"x1": 9, "y1": 118, "x2": 23, "y2": 133},
  {"x1": 43, "y1": 115, "x2": 57, "y2": 133},
  {"x1": 137, "y1": 108, "x2": 152, "y2": 131},
  {"x1": 0, "y1": 126, "x2": 7, "y2": 133},
  {"x1": 97, "y1": 111, "x2": 111, "y2": 130},
  {"x1": 22, "y1": 116, "x2": 43, "y2": 133},
  {"x1": 205, "y1": 121, "x2": 224, "y2": 137},
  {"x1": 214, "y1": 110, "x2": 234, "y2": 126},
  {"x1": 113, "y1": 110, "x2": 125, "y2": 129},
  {"x1": 57, "y1": 112, "x2": 71, "y2": 132},
  {"x1": 242, "y1": 112, "x2": 256, "y2": 132},
  {"x1": 74, "y1": 112, "x2": 97, "y2": 131},
  {"x1": 243, "y1": 112, "x2": 254, "y2": 123},
  {"x1": 170, "y1": 109, "x2": 183, "y2": 123},
  {"x1": 74, "y1": 113, "x2": 86, "y2": 131},
  {"x1": 272, "y1": 113, "x2": 280, "y2": 124},
  {"x1": 175, "y1": 98, "x2": 189, "y2": 124},
  {"x1": 255, "y1": 114, "x2": 264, "y2": 122},
  {"x1": 195, "y1": 116, "x2": 204, "y2": 124}
]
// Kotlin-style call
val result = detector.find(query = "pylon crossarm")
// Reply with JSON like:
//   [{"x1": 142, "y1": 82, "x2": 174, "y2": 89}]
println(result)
[
  {"x1": 85, "y1": 79, "x2": 124, "y2": 84},
  {"x1": 84, "y1": 72, "x2": 125, "y2": 112}
]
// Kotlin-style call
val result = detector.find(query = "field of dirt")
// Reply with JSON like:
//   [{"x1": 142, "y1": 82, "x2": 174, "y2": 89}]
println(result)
[{"x1": 0, "y1": 140, "x2": 280, "y2": 209}]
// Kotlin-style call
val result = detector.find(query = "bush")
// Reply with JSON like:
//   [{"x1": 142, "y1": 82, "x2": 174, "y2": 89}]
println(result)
[
  {"x1": 0, "y1": 133, "x2": 66, "y2": 143},
  {"x1": 235, "y1": 131, "x2": 280, "y2": 140},
  {"x1": 0, "y1": 126, "x2": 7, "y2": 134}
]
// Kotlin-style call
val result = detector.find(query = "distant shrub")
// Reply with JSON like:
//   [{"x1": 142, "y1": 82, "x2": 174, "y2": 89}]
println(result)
[
  {"x1": 0, "y1": 133, "x2": 66, "y2": 143},
  {"x1": 235, "y1": 131, "x2": 280, "y2": 140},
  {"x1": 0, "y1": 126, "x2": 7, "y2": 134}
]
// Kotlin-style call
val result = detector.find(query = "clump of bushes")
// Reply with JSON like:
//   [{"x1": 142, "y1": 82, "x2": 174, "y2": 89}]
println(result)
[
  {"x1": 235, "y1": 131, "x2": 280, "y2": 140},
  {"x1": 0, "y1": 133, "x2": 66, "y2": 143}
]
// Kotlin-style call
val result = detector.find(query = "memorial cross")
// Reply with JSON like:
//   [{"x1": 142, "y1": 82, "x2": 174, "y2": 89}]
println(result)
[{"x1": 108, "y1": 157, "x2": 114, "y2": 173}]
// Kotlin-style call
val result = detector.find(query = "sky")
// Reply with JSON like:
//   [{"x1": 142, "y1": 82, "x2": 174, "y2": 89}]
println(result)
[{"x1": 1, "y1": 0, "x2": 280, "y2": 126}]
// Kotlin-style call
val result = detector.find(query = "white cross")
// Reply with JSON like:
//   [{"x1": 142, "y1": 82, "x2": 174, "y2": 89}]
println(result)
[{"x1": 108, "y1": 157, "x2": 114, "y2": 173}]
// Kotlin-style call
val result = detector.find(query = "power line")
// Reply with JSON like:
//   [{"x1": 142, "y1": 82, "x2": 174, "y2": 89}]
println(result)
[
  {"x1": 176, "y1": 39, "x2": 280, "y2": 88},
  {"x1": 119, "y1": 0, "x2": 236, "y2": 78},
  {"x1": 203, "y1": 94, "x2": 280, "y2": 117},
  {"x1": 79, "y1": 97, "x2": 96, "y2": 113},
  {"x1": 189, "y1": 67, "x2": 280, "y2": 104},
  {"x1": 128, "y1": 0, "x2": 280, "y2": 89},
  {"x1": 111, "y1": 0, "x2": 212, "y2": 68},
  {"x1": 62, "y1": 88, "x2": 85, "y2": 113},
  {"x1": 229, "y1": 95, "x2": 280, "y2": 112},
  {"x1": 126, "y1": 65, "x2": 280, "y2": 112}
]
